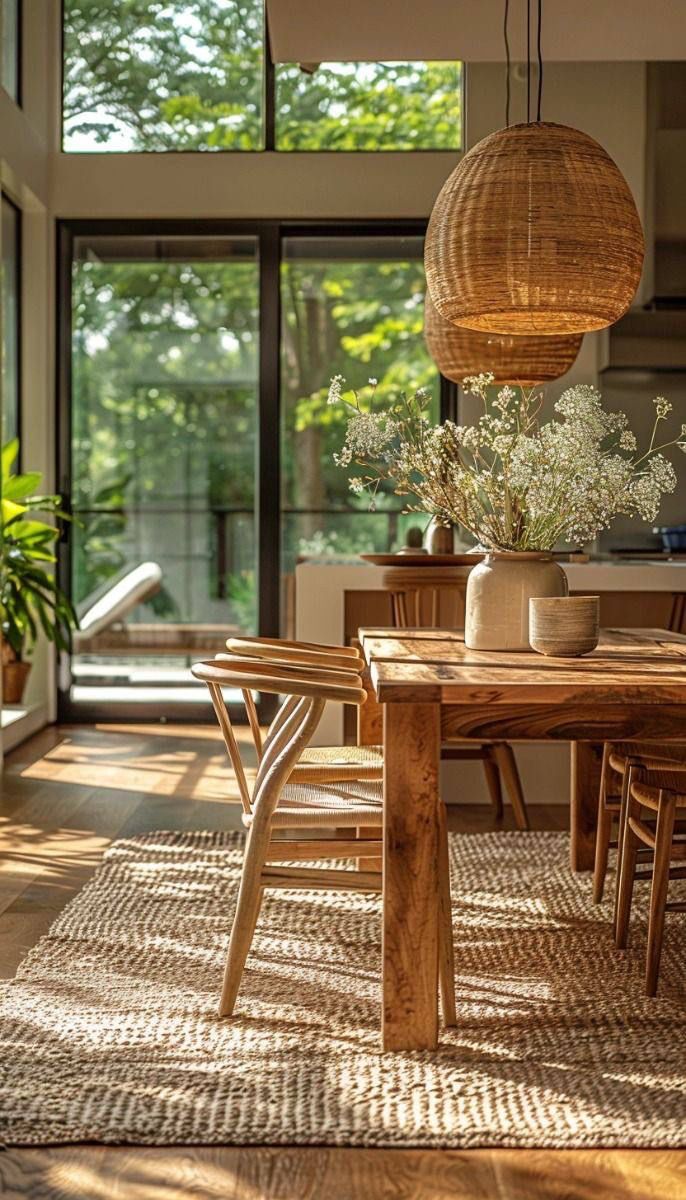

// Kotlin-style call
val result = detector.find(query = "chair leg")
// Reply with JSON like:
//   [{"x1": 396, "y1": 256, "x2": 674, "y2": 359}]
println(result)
[
  {"x1": 218, "y1": 827, "x2": 267, "y2": 1018},
  {"x1": 493, "y1": 743, "x2": 530, "y2": 831},
  {"x1": 645, "y1": 793, "x2": 676, "y2": 997},
  {"x1": 593, "y1": 744, "x2": 613, "y2": 904},
  {"x1": 437, "y1": 803, "x2": 457, "y2": 1027},
  {"x1": 613, "y1": 764, "x2": 634, "y2": 939},
  {"x1": 482, "y1": 748, "x2": 504, "y2": 821},
  {"x1": 615, "y1": 788, "x2": 641, "y2": 950}
]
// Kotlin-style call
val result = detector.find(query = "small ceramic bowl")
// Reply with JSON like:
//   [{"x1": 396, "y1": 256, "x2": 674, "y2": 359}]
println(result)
[{"x1": 529, "y1": 595, "x2": 600, "y2": 657}]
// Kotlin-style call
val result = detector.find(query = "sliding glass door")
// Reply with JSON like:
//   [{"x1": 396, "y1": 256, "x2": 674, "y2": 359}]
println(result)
[
  {"x1": 62, "y1": 232, "x2": 260, "y2": 716},
  {"x1": 58, "y1": 221, "x2": 443, "y2": 719}
]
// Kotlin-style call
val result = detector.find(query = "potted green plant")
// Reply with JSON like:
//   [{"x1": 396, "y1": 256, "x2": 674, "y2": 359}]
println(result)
[{"x1": 1, "y1": 439, "x2": 78, "y2": 704}]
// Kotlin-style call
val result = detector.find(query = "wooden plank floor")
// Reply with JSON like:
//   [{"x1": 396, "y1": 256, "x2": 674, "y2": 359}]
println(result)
[{"x1": 0, "y1": 724, "x2": 684, "y2": 1200}]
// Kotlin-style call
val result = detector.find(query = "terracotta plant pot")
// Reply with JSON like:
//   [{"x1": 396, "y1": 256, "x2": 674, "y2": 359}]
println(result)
[
  {"x1": 465, "y1": 551, "x2": 568, "y2": 651},
  {"x1": 3, "y1": 659, "x2": 32, "y2": 704}
]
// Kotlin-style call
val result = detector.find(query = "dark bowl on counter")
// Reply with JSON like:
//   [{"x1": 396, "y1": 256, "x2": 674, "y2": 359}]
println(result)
[{"x1": 654, "y1": 524, "x2": 686, "y2": 553}]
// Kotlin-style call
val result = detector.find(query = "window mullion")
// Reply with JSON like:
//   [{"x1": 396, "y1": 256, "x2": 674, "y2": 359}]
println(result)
[{"x1": 263, "y1": 17, "x2": 276, "y2": 151}]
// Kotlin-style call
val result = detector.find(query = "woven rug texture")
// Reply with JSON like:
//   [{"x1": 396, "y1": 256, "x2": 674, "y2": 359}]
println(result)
[{"x1": 0, "y1": 829, "x2": 684, "y2": 1148}]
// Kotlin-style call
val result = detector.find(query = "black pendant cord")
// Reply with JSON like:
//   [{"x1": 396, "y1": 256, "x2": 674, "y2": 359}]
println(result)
[
  {"x1": 536, "y1": 0, "x2": 543, "y2": 121},
  {"x1": 526, "y1": 0, "x2": 531, "y2": 122},
  {"x1": 503, "y1": 0, "x2": 511, "y2": 126}
]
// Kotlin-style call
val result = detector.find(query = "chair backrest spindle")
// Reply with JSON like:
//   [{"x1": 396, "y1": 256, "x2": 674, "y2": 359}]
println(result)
[
  {"x1": 192, "y1": 655, "x2": 365, "y2": 818},
  {"x1": 207, "y1": 681, "x2": 253, "y2": 815},
  {"x1": 242, "y1": 688, "x2": 263, "y2": 761},
  {"x1": 250, "y1": 695, "x2": 325, "y2": 826}
]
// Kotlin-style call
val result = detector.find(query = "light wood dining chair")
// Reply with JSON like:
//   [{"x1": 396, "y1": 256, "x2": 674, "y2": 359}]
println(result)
[
  {"x1": 615, "y1": 762, "x2": 686, "y2": 995},
  {"x1": 223, "y1": 636, "x2": 383, "y2": 783},
  {"x1": 191, "y1": 656, "x2": 457, "y2": 1025},
  {"x1": 593, "y1": 741, "x2": 686, "y2": 905},
  {"x1": 380, "y1": 565, "x2": 529, "y2": 830}
]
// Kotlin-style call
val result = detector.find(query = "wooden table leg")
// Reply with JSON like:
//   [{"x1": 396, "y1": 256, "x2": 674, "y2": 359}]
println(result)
[
  {"x1": 570, "y1": 741, "x2": 603, "y2": 872},
  {"x1": 382, "y1": 701, "x2": 440, "y2": 1051}
]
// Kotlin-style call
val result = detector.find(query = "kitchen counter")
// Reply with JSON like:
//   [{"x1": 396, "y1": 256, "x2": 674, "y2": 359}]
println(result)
[
  {"x1": 294, "y1": 557, "x2": 686, "y2": 800},
  {"x1": 296, "y1": 555, "x2": 686, "y2": 649}
]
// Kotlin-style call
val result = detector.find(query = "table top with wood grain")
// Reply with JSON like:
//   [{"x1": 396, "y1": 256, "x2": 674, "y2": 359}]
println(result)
[{"x1": 360, "y1": 627, "x2": 686, "y2": 705}]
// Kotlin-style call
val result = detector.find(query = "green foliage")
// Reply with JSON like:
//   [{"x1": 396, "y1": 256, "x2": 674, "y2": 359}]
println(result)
[
  {"x1": 71, "y1": 252, "x2": 259, "y2": 629},
  {"x1": 226, "y1": 570, "x2": 257, "y2": 632},
  {"x1": 1, "y1": 440, "x2": 79, "y2": 659},
  {"x1": 71, "y1": 243, "x2": 438, "y2": 618},
  {"x1": 276, "y1": 62, "x2": 461, "y2": 152},
  {"x1": 63, "y1": 0, "x2": 263, "y2": 151},
  {"x1": 281, "y1": 254, "x2": 439, "y2": 563},
  {"x1": 62, "y1": 1, "x2": 461, "y2": 152}
]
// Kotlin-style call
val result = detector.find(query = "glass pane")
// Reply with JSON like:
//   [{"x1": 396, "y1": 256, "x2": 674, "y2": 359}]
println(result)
[
  {"x1": 1, "y1": 0, "x2": 19, "y2": 102},
  {"x1": 63, "y1": 1, "x2": 264, "y2": 152},
  {"x1": 70, "y1": 234, "x2": 259, "y2": 707},
  {"x1": 276, "y1": 62, "x2": 462, "y2": 150},
  {"x1": 280, "y1": 236, "x2": 439, "y2": 634},
  {"x1": 1, "y1": 196, "x2": 20, "y2": 447}
]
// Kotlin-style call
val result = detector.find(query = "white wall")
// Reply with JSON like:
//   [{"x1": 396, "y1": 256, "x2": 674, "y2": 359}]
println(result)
[
  {"x1": 0, "y1": 2, "x2": 55, "y2": 742},
  {"x1": 267, "y1": 0, "x2": 686, "y2": 65}
]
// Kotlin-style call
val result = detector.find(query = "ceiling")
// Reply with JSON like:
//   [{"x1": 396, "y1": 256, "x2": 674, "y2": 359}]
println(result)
[{"x1": 266, "y1": 0, "x2": 686, "y2": 63}]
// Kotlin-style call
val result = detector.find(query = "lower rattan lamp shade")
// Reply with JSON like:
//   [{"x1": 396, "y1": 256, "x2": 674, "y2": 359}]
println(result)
[
  {"x1": 425, "y1": 122, "x2": 645, "y2": 337},
  {"x1": 423, "y1": 294, "x2": 582, "y2": 385}
]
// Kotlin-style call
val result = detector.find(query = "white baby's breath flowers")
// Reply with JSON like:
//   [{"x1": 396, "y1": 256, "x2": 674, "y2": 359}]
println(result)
[
  {"x1": 331, "y1": 375, "x2": 684, "y2": 552},
  {"x1": 655, "y1": 396, "x2": 673, "y2": 419},
  {"x1": 328, "y1": 374, "x2": 345, "y2": 405}
]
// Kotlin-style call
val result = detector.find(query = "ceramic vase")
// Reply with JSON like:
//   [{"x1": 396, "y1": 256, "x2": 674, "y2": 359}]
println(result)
[
  {"x1": 425, "y1": 517, "x2": 454, "y2": 555},
  {"x1": 465, "y1": 551, "x2": 568, "y2": 651}
]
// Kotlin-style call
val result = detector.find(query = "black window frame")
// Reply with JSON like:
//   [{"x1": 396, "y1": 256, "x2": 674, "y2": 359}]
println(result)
[{"x1": 56, "y1": 217, "x2": 455, "y2": 724}]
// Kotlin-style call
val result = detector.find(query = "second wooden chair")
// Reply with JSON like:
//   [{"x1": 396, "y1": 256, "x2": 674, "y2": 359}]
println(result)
[
  {"x1": 380, "y1": 565, "x2": 529, "y2": 829},
  {"x1": 593, "y1": 741, "x2": 686, "y2": 905},
  {"x1": 615, "y1": 761, "x2": 686, "y2": 995}
]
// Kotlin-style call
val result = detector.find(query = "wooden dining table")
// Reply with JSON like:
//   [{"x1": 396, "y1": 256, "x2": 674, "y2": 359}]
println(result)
[{"x1": 359, "y1": 625, "x2": 686, "y2": 1052}]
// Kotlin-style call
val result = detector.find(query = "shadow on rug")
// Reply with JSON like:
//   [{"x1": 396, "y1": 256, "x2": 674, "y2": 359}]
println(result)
[{"x1": 0, "y1": 830, "x2": 684, "y2": 1148}]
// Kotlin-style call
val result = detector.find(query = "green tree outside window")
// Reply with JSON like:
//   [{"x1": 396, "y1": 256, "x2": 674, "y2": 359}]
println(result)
[{"x1": 63, "y1": 1, "x2": 461, "y2": 152}]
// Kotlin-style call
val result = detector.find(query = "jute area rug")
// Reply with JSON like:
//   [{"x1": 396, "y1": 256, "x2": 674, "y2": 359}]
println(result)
[{"x1": 0, "y1": 830, "x2": 684, "y2": 1149}]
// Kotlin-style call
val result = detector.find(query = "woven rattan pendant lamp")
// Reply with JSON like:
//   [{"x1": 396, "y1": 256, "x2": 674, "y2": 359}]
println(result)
[
  {"x1": 423, "y1": 294, "x2": 583, "y2": 385},
  {"x1": 425, "y1": 1, "x2": 645, "y2": 337}
]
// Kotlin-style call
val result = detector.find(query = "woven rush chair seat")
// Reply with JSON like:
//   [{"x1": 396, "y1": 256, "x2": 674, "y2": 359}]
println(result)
[
  {"x1": 608, "y1": 743, "x2": 686, "y2": 773},
  {"x1": 254, "y1": 778, "x2": 382, "y2": 829},
  {"x1": 293, "y1": 742, "x2": 383, "y2": 779}
]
